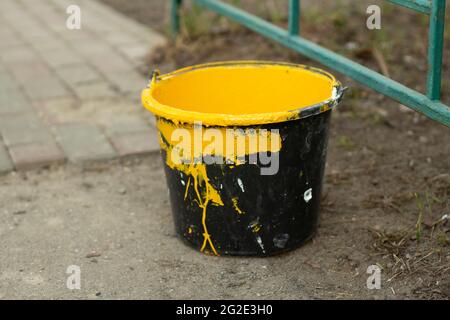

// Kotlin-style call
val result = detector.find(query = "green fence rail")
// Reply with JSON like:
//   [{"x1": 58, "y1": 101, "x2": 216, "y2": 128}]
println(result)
[{"x1": 171, "y1": 0, "x2": 450, "y2": 127}]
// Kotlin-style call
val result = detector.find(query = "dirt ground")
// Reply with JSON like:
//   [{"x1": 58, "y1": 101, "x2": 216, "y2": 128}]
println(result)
[
  {"x1": 1, "y1": 0, "x2": 448, "y2": 299},
  {"x1": 1, "y1": 156, "x2": 446, "y2": 300}
]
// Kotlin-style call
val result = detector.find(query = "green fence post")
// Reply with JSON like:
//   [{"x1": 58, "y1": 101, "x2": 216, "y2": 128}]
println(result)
[
  {"x1": 427, "y1": 0, "x2": 446, "y2": 100},
  {"x1": 171, "y1": 0, "x2": 183, "y2": 37},
  {"x1": 288, "y1": 0, "x2": 300, "y2": 36}
]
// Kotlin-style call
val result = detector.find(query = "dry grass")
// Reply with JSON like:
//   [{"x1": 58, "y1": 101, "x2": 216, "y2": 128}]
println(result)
[{"x1": 369, "y1": 212, "x2": 450, "y2": 298}]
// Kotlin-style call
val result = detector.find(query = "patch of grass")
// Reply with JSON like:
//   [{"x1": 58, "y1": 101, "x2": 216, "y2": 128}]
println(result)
[
  {"x1": 369, "y1": 190, "x2": 449, "y2": 287},
  {"x1": 337, "y1": 135, "x2": 356, "y2": 150},
  {"x1": 373, "y1": 27, "x2": 391, "y2": 51},
  {"x1": 369, "y1": 228, "x2": 410, "y2": 256},
  {"x1": 330, "y1": 11, "x2": 348, "y2": 29},
  {"x1": 264, "y1": 0, "x2": 286, "y2": 25},
  {"x1": 437, "y1": 232, "x2": 450, "y2": 247},
  {"x1": 301, "y1": 6, "x2": 327, "y2": 25},
  {"x1": 181, "y1": 2, "x2": 214, "y2": 39},
  {"x1": 414, "y1": 192, "x2": 425, "y2": 241},
  {"x1": 381, "y1": 1, "x2": 395, "y2": 15}
]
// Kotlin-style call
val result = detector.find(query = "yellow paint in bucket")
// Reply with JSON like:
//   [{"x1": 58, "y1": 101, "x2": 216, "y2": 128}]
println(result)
[{"x1": 142, "y1": 61, "x2": 341, "y2": 126}]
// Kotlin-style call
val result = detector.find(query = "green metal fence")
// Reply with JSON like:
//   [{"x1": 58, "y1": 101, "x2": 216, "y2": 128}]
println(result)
[{"x1": 171, "y1": 0, "x2": 450, "y2": 127}]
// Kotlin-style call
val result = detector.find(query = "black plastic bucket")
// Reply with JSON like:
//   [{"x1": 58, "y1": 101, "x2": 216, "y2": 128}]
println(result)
[{"x1": 142, "y1": 61, "x2": 344, "y2": 256}]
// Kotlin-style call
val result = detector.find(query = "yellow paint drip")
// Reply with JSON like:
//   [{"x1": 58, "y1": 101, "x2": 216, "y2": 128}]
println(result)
[
  {"x1": 183, "y1": 177, "x2": 191, "y2": 200},
  {"x1": 174, "y1": 162, "x2": 222, "y2": 255},
  {"x1": 158, "y1": 121, "x2": 222, "y2": 255},
  {"x1": 231, "y1": 198, "x2": 244, "y2": 215},
  {"x1": 249, "y1": 221, "x2": 261, "y2": 233}
]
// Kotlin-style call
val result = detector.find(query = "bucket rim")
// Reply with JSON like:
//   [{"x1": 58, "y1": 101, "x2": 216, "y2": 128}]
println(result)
[{"x1": 142, "y1": 60, "x2": 344, "y2": 126}]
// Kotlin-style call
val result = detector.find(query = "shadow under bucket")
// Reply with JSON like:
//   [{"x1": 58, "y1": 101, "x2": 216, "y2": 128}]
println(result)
[{"x1": 142, "y1": 61, "x2": 344, "y2": 256}]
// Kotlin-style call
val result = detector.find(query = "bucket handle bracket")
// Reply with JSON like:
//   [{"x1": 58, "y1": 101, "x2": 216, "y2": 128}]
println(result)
[{"x1": 148, "y1": 69, "x2": 161, "y2": 89}]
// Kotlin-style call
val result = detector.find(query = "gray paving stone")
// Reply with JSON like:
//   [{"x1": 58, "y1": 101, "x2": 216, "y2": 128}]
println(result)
[
  {"x1": 0, "y1": 69, "x2": 19, "y2": 92},
  {"x1": 105, "y1": 117, "x2": 154, "y2": 136},
  {"x1": 46, "y1": 20, "x2": 72, "y2": 35},
  {"x1": 15, "y1": 24, "x2": 49, "y2": 41},
  {"x1": 0, "y1": 113, "x2": 55, "y2": 146},
  {"x1": 106, "y1": 72, "x2": 147, "y2": 95},
  {"x1": 0, "y1": 45, "x2": 36, "y2": 63},
  {"x1": 8, "y1": 62, "x2": 71, "y2": 100},
  {"x1": 54, "y1": 123, "x2": 117, "y2": 162},
  {"x1": 1, "y1": 9, "x2": 31, "y2": 27},
  {"x1": 0, "y1": 32, "x2": 25, "y2": 49},
  {"x1": 8, "y1": 142, "x2": 66, "y2": 171},
  {"x1": 71, "y1": 38, "x2": 113, "y2": 58},
  {"x1": 89, "y1": 51, "x2": 134, "y2": 74},
  {"x1": 55, "y1": 64, "x2": 102, "y2": 86},
  {"x1": 49, "y1": 0, "x2": 82, "y2": 10},
  {"x1": 71, "y1": 81, "x2": 118, "y2": 101},
  {"x1": 110, "y1": 130, "x2": 160, "y2": 157},
  {"x1": 8, "y1": 61, "x2": 54, "y2": 84},
  {"x1": 0, "y1": 143, "x2": 14, "y2": 174},
  {"x1": 24, "y1": 0, "x2": 58, "y2": 15},
  {"x1": 102, "y1": 32, "x2": 142, "y2": 47},
  {"x1": 148, "y1": 115, "x2": 156, "y2": 128},
  {"x1": 40, "y1": 48, "x2": 85, "y2": 68},
  {"x1": 32, "y1": 97, "x2": 79, "y2": 125},
  {"x1": 0, "y1": 87, "x2": 32, "y2": 115},
  {"x1": 31, "y1": 38, "x2": 68, "y2": 54},
  {"x1": 124, "y1": 23, "x2": 167, "y2": 47},
  {"x1": 80, "y1": 0, "x2": 133, "y2": 27},
  {"x1": 80, "y1": 0, "x2": 166, "y2": 47},
  {"x1": 116, "y1": 43, "x2": 150, "y2": 63},
  {"x1": 23, "y1": 77, "x2": 71, "y2": 101},
  {"x1": 106, "y1": 117, "x2": 159, "y2": 157}
]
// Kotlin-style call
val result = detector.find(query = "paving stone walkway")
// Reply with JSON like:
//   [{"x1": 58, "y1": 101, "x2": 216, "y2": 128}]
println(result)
[{"x1": 0, "y1": 0, "x2": 166, "y2": 173}]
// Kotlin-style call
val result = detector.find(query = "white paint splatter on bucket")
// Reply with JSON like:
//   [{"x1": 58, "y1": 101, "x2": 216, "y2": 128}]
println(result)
[
  {"x1": 304, "y1": 188, "x2": 312, "y2": 203},
  {"x1": 237, "y1": 178, "x2": 245, "y2": 192},
  {"x1": 256, "y1": 236, "x2": 265, "y2": 253}
]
